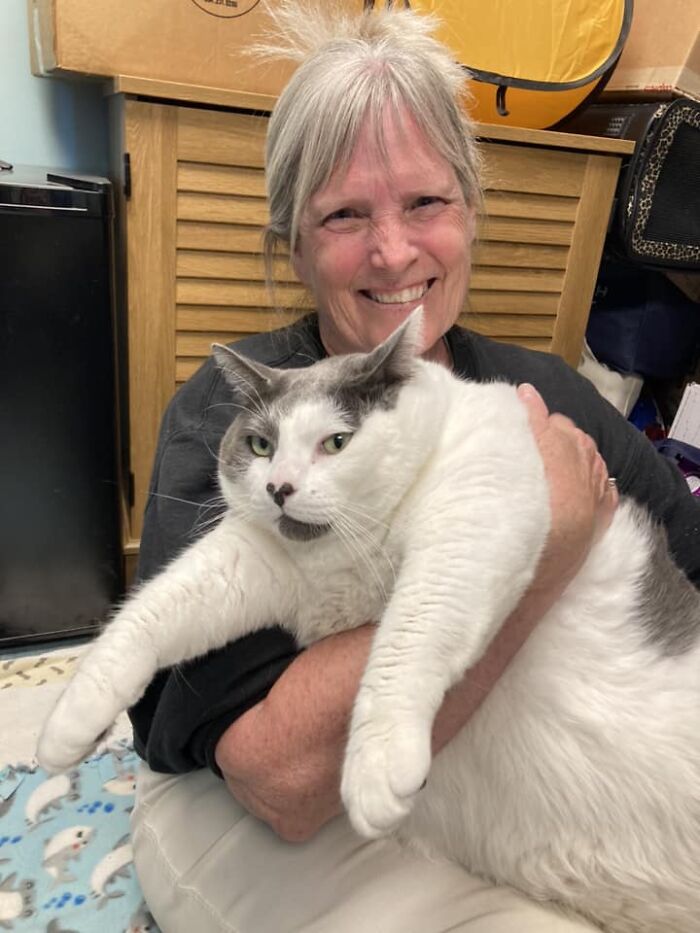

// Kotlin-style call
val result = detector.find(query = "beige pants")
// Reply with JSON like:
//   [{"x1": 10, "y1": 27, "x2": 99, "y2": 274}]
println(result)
[{"x1": 131, "y1": 764, "x2": 599, "y2": 933}]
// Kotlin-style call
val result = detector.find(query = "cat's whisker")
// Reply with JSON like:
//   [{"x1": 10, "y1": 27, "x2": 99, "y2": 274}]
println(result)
[
  {"x1": 147, "y1": 492, "x2": 230, "y2": 536},
  {"x1": 192, "y1": 510, "x2": 227, "y2": 535},
  {"x1": 330, "y1": 509, "x2": 391, "y2": 601},
  {"x1": 147, "y1": 492, "x2": 211, "y2": 509},
  {"x1": 334, "y1": 505, "x2": 397, "y2": 587},
  {"x1": 331, "y1": 522, "x2": 379, "y2": 595},
  {"x1": 146, "y1": 488, "x2": 231, "y2": 537},
  {"x1": 170, "y1": 664, "x2": 200, "y2": 695},
  {"x1": 197, "y1": 493, "x2": 228, "y2": 511},
  {"x1": 289, "y1": 348, "x2": 320, "y2": 365},
  {"x1": 336, "y1": 500, "x2": 391, "y2": 533},
  {"x1": 204, "y1": 401, "x2": 244, "y2": 412},
  {"x1": 229, "y1": 400, "x2": 266, "y2": 421},
  {"x1": 200, "y1": 437, "x2": 228, "y2": 469},
  {"x1": 215, "y1": 500, "x2": 258, "y2": 532},
  {"x1": 229, "y1": 372, "x2": 270, "y2": 416},
  {"x1": 213, "y1": 378, "x2": 270, "y2": 425},
  {"x1": 204, "y1": 400, "x2": 268, "y2": 427}
]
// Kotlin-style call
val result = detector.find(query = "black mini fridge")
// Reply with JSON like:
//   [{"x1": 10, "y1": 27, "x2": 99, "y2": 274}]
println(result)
[{"x1": 0, "y1": 166, "x2": 123, "y2": 646}]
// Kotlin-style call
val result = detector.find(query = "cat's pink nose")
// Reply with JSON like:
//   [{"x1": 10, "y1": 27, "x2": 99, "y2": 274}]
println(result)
[{"x1": 266, "y1": 481, "x2": 295, "y2": 508}]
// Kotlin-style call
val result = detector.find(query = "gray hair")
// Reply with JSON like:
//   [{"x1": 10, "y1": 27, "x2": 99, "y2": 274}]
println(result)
[{"x1": 259, "y1": 0, "x2": 482, "y2": 277}]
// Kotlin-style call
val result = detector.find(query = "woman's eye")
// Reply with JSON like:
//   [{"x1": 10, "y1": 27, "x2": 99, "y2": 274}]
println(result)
[
  {"x1": 248, "y1": 435, "x2": 273, "y2": 457},
  {"x1": 323, "y1": 207, "x2": 361, "y2": 226},
  {"x1": 412, "y1": 196, "x2": 443, "y2": 210},
  {"x1": 321, "y1": 432, "x2": 353, "y2": 454}
]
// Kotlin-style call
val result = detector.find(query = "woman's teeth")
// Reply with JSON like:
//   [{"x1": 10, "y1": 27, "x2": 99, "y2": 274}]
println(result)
[{"x1": 365, "y1": 282, "x2": 429, "y2": 304}]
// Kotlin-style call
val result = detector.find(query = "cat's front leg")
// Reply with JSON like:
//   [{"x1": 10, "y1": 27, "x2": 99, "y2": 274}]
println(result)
[
  {"x1": 37, "y1": 521, "x2": 294, "y2": 772},
  {"x1": 341, "y1": 668, "x2": 435, "y2": 838},
  {"x1": 342, "y1": 558, "x2": 545, "y2": 838},
  {"x1": 342, "y1": 426, "x2": 550, "y2": 837},
  {"x1": 341, "y1": 587, "x2": 450, "y2": 839},
  {"x1": 36, "y1": 628, "x2": 158, "y2": 772}
]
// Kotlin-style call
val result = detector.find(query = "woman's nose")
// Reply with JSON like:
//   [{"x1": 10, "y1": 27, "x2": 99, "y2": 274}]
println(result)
[{"x1": 369, "y1": 216, "x2": 418, "y2": 272}]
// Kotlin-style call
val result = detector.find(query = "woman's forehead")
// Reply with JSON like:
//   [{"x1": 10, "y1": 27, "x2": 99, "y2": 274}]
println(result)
[{"x1": 308, "y1": 113, "x2": 460, "y2": 210}]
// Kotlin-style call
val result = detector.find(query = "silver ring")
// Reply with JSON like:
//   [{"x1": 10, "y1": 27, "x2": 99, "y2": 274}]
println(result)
[{"x1": 607, "y1": 477, "x2": 617, "y2": 487}]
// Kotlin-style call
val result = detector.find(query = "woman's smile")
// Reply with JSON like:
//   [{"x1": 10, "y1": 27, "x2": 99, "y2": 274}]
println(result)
[{"x1": 359, "y1": 279, "x2": 435, "y2": 305}]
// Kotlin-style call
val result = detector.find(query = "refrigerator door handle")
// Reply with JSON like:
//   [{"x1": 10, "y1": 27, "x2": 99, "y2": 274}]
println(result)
[{"x1": 0, "y1": 203, "x2": 88, "y2": 213}]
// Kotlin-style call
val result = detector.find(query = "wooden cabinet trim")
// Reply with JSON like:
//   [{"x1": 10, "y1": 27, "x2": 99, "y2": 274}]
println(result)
[{"x1": 123, "y1": 99, "x2": 178, "y2": 539}]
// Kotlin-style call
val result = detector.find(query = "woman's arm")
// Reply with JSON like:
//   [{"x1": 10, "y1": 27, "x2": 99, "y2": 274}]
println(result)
[{"x1": 215, "y1": 385, "x2": 618, "y2": 841}]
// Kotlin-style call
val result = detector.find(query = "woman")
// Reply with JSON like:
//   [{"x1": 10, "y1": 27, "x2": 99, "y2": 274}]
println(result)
[{"x1": 129, "y1": 4, "x2": 700, "y2": 931}]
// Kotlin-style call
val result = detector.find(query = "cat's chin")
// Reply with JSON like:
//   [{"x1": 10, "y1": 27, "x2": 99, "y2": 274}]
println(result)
[{"x1": 277, "y1": 514, "x2": 331, "y2": 542}]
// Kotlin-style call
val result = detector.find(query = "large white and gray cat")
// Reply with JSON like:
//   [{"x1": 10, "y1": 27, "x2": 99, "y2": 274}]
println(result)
[{"x1": 37, "y1": 312, "x2": 699, "y2": 932}]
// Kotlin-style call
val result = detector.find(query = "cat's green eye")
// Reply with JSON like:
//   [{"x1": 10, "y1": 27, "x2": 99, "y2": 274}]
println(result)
[
  {"x1": 321, "y1": 432, "x2": 353, "y2": 455},
  {"x1": 247, "y1": 435, "x2": 273, "y2": 457}
]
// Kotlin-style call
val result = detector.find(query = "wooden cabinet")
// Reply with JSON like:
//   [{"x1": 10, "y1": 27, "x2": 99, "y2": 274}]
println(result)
[{"x1": 108, "y1": 79, "x2": 634, "y2": 577}]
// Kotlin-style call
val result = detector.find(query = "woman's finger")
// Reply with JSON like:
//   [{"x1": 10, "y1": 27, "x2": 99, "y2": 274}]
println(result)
[{"x1": 517, "y1": 383, "x2": 550, "y2": 437}]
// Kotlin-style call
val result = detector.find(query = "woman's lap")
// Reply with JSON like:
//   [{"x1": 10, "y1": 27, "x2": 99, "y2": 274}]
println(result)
[{"x1": 131, "y1": 764, "x2": 598, "y2": 933}]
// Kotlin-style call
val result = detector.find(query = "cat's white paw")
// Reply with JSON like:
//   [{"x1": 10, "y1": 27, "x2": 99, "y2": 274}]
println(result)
[
  {"x1": 36, "y1": 718, "x2": 102, "y2": 774},
  {"x1": 341, "y1": 707, "x2": 432, "y2": 839},
  {"x1": 36, "y1": 682, "x2": 115, "y2": 773}
]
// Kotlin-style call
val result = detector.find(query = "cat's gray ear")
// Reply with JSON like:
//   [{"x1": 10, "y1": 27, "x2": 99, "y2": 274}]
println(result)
[
  {"x1": 212, "y1": 344, "x2": 281, "y2": 401},
  {"x1": 358, "y1": 305, "x2": 423, "y2": 384}
]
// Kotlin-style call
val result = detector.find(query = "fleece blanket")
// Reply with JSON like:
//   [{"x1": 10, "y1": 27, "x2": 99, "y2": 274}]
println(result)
[{"x1": 0, "y1": 647, "x2": 159, "y2": 933}]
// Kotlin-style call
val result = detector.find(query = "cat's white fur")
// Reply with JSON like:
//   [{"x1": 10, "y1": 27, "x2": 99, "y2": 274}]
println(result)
[{"x1": 37, "y1": 313, "x2": 700, "y2": 932}]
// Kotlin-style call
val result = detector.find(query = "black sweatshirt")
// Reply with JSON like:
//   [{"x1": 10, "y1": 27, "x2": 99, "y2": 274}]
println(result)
[{"x1": 127, "y1": 316, "x2": 700, "y2": 775}]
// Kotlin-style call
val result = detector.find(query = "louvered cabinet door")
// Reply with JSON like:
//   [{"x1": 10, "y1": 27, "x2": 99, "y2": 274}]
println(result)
[
  {"x1": 174, "y1": 107, "x2": 306, "y2": 386},
  {"x1": 118, "y1": 100, "x2": 299, "y2": 550},
  {"x1": 116, "y1": 99, "x2": 177, "y2": 560},
  {"x1": 472, "y1": 141, "x2": 620, "y2": 363},
  {"x1": 114, "y1": 96, "x2": 625, "y2": 567}
]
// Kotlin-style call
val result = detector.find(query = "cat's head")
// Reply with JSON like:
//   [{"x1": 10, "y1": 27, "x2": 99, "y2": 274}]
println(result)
[{"x1": 213, "y1": 310, "x2": 424, "y2": 545}]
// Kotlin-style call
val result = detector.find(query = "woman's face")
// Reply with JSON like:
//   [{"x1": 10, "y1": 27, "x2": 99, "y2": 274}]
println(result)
[{"x1": 292, "y1": 109, "x2": 477, "y2": 364}]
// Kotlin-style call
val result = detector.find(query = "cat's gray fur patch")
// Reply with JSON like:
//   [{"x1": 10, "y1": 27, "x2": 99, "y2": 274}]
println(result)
[
  {"x1": 637, "y1": 509, "x2": 700, "y2": 656},
  {"x1": 217, "y1": 340, "x2": 418, "y2": 481},
  {"x1": 218, "y1": 418, "x2": 266, "y2": 482},
  {"x1": 278, "y1": 515, "x2": 331, "y2": 541},
  {"x1": 260, "y1": 346, "x2": 414, "y2": 420},
  {"x1": 215, "y1": 313, "x2": 419, "y2": 430},
  {"x1": 331, "y1": 354, "x2": 406, "y2": 421}
]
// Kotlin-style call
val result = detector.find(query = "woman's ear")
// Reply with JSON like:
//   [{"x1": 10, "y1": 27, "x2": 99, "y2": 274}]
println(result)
[
  {"x1": 465, "y1": 204, "x2": 478, "y2": 244},
  {"x1": 291, "y1": 237, "x2": 311, "y2": 286}
]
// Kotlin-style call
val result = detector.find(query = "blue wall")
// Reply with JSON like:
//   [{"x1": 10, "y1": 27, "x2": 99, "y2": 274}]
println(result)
[{"x1": 0, "y1": 0, "x2": 108, "y2": 174}]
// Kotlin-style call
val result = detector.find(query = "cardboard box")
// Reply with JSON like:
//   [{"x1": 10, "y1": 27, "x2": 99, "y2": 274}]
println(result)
[
  {"x1": 28, "y1": 0, "x2": 362, "y2": 98},
  {"x1": 605, "y1": 0, "x2": 700, "y2": 100}
]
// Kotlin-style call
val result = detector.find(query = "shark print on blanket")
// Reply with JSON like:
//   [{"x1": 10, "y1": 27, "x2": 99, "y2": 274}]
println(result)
[
  {"x1": 0, "y1": 745, "x2": 161, "y2": 930},
  {"x1": 25, "y1": 773, "x2": 81, "y2": 831},
  {"x1": 47, "y1": 920, "x2": 79, "y2": 933},
  {"x1": 0, "y1": 873, "x2": 35, "y2": 930},
  {"x1": 42, "y1": 826, "x2": 94, "y2": 887},
  {"x1": 102, "y1": 749, "x2": 137, "y2": 798},
  {"x1": 90, "y1": 835, "x2": 133, "y2": 909}
]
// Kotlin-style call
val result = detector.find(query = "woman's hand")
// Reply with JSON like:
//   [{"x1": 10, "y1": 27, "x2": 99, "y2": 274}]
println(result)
[
  {"x1": 517, "y1": 382, "x2": 618, "y2": 590},
  {"x1": 216, "y1": 383, "x2": 618, "y2": 840}
]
